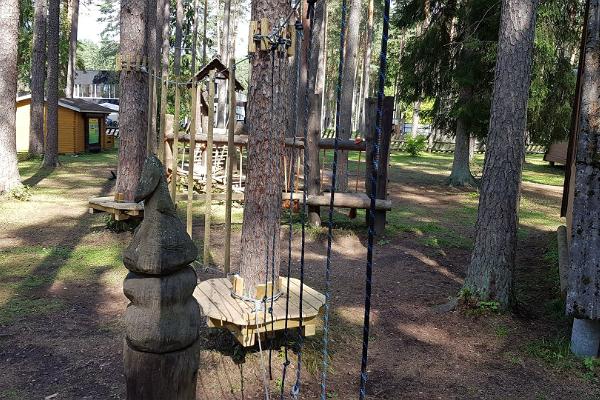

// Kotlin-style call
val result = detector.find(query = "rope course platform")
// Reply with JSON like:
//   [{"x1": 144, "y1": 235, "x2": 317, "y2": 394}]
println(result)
[
  {"x1": 88, "y1": 196, "x2": 144, "y2": 221},
  {"x1": 194, "y1": 276, "x2": 325, "y2": 347}
]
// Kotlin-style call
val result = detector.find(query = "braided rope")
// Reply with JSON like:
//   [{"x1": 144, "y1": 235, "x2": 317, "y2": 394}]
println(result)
[
  {"x1": 280, "y1": 18, "x2": 304, "y2": 400},
  {"x1": 291, "y1": 0, "x2": 315, "y2": 395},
  {"x1": 358, "y1": 0, "x2": 391, "y2": 397},
  {"x1": 320, "y1": 0, "x2": 348, "y2": 397}
]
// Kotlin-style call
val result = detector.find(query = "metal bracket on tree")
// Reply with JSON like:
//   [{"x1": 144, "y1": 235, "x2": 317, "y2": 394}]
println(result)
[
  {"x1": 116, "y1": 54, "x2": 149, "y2": 72},
  {"x1": 248, "y1": 18, "x2": 296, "y2": 56}
]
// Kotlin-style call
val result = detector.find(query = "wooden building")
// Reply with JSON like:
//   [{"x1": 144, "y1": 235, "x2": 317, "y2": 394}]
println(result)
[{"x1": 15, "y1": 95, "x2": 114, "y2": 154}]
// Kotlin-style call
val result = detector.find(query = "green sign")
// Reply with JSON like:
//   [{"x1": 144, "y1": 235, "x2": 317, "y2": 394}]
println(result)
[{"x1": 89, "y1": 118, "x2": 100, "y2": 145}]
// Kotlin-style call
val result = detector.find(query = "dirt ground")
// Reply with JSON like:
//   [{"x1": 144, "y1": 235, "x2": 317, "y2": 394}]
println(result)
[{"x1": 0, "y1": 152, "x2": 598, "y2": 399}]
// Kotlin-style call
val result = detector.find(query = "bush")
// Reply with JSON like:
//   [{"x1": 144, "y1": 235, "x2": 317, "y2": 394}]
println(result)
[
  {"x1": 7, "y1": 185, "x2": 32, "y2": 201},
  {"x1": 404, "y1": 135, "x2": 428, "y2": 156}
]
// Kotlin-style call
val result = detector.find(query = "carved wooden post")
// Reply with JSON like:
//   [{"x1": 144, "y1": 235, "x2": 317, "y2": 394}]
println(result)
[{"x1": 123, "y1": 155, "x2": 200, "y2": 399}]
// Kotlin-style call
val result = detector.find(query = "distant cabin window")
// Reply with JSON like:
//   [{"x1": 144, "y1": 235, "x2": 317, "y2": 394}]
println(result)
[{"x1": 88, "y1": 118, "x2": 100, "y2": 145}]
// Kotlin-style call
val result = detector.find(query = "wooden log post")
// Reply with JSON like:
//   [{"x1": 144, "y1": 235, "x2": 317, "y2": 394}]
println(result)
[
  {"x1": 203, "y1": 70, "x2": 215, "y2": 268},
  {"x1": 164, "y1": 114, "x2": 175, "y2": 182},
  {"x1": 224, "y1": 57, "x2": 236, "y2": 274},
  {"x1": 186, "y1": 84, "x2": 198, "y2": 237},
  {"x1": 307, "y1": 93, "x2": 322, "y2": 226},
  {"x1": 567, "y1": 0, "x2": 600, "y2": 358},
  {"x1": 170, "y1": 86, "x2": 182, "y2": 201},
  {"x1": 123, "y1": 155, "x2": 199, "y2": 399},
  {"x1": 364, "y1": 96, "x2": 393, "y2": 235}
]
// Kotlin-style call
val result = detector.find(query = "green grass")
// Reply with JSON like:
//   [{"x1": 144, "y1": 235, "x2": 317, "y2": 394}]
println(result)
[
  {"x1": 0, "y1": 297, "x2": 64, "y2": 324},
  {"x1": 524, "y1": 335, "x2": 600, "y2": 381},
  {"x1": 0, "y1": 389, "x2": 25, "y2": 400},
  {"x1": 0, "y1": 243, "x2": 125, "y2": 324}
]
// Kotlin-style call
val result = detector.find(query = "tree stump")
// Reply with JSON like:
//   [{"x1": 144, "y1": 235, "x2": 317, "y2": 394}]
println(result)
[{"x1": 122, "y1": 155, "x2": 200, "y2": 399}]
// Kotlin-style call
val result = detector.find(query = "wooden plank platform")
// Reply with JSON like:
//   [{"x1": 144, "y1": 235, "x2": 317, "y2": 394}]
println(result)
[
  {"x1": 194, "y1": 277, "x2": 325, "y2": 347},
  {"x1": 88, "y1": 196, "x2": 144, "y2": 221}
]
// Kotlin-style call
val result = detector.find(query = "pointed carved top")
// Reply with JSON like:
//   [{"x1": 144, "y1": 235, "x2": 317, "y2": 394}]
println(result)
[{"x1": 123, "y1": 155, "x2": 198, "y2": 275}]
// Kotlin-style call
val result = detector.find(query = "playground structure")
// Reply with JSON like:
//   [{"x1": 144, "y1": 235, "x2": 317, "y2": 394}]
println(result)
[{"x1": 86, "y1": 0, "x2": 394, "y2": 396}]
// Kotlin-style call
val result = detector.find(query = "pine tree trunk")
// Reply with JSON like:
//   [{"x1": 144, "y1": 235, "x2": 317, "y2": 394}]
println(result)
[
  {"x1": 464, "y1": 0, "x2": 539, "y2": 308},
  {"x1": 157, "y1": 0, "x2": 172, "y2": 162},
  {"x1": 566, "y1": 0, "x2": 600, "y2": 320},
  {"x1": 202, "y1": 0, "x2": 208, "y2": 64},
  {"x1": 337, "y1": 0, "x2": 361, "y2": 192},
  {"x1": 29, "y1": 0, "x2": 47, "y2": 156},
  {"x1": 307, "y1": 0, "x2": 326, "y2": 226},
  {"x1": 43, "y1": 0, "x2": 61, "y2": 168},
  {"x1": 359, "y1": 0, "x2": 374, "y2": 134},
  {"x1": 448, "y1": 87, "x2": 476, "y2": 187},
  {"x1": 239, "y1": 0, "x2": 291, "y2": 297},
  {"x1": 169, "y1": 0, "x2": 186, "y2": 199},
  {"x1": 147, "y1": 0, "x2": 157, "y2": 154},
  {"x1": 216, "y1": 0, "x2": 231, "y2": 129},
  {"x1": 116, "y1": 0, "x2": 149, "y2": 201},
  {"x1": 318, "y1": 2, "x2": 328, "y2": 130},
  {"x1": 65, "y1": 0, "x2": 79, "y2": 98},
  {"x1": 0, "y1": 0, "x2": 22, "y2": 193},
  {"x1": 295, "y1": 0, "x2": 310, "y2": 139},
  {"x1": 411, "y1": 99, "x2": 421, "y2": 137}
]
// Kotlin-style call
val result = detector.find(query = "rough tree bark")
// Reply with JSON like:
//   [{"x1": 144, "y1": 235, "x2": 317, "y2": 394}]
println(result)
[
  {"x1": 147, "y1": 0, "x2": 157, "y2": 154},
  {"x1": 43, "y1": 0, "x2": 61, "y2": 168},
  {"x1": 238, "y1": 0, "x2": 291, "y2": 297},
  {"x1": 216, "y1": 0, "x2": 232, "y2": 128},
  {"x1": 30, "y1": 0, "x2": 47, "y2": 156},
  {"x1": 0, "y1": 0, "x2": 22, "y2": 193},
  {"x1": 169, "y1": 0, "x2": 185, "y2": 199},
  {"x1": 337, "y1": 0, "x2": 361, "y2": 191},
  {"x1": 464, "y1": 0, "x2": 539, "y2": 308},
  {"x1": 157, "y1": 0, "x2": 171, "y2": 162},
  {"x1": 566, "y1": 0, "x2": 600, "y2": 320},
  {"x1": 65, "y1": 0, "x2": 79, "y2": 98},
  {"x1": 306, "y1": 0, "x2": 326, "y2": 226},
  {"x1": 318, "y1": 3, "x2": 328, "y2": 130},
  {"x1": 358, "y1": 0, "x2": 374, "y2": 134},
  {"x1": 116, "y1": 0, "x2": 149, "y2": 201},
  {"x1": 448, "y1": 87, "x2": 477, "y2": 187}
]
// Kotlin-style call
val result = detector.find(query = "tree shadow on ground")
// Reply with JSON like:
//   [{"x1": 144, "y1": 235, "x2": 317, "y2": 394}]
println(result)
[{"x1": 22, "y1": 166, "x2": 56, "y2": 188}]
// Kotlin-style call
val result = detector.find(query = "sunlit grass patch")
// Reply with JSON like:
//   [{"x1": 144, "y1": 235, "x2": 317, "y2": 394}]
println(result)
[
  {"x1": 0, "y1": 244, "x2": 124, "y2": 292},
  {"x1": 0, "y1": 296, "x2": 64, "y2": 324}
]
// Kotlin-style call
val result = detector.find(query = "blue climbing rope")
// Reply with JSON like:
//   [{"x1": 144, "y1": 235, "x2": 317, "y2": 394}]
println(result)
[
  {"x1": 321, "y1": 0, "x2": 347, "y2": 397},
  {"x1": 358, "y1": 0, "x2": 391, "y2": 397},
  {"x1": 291, "y1": 0, "x2": 316, "y2": 395}
]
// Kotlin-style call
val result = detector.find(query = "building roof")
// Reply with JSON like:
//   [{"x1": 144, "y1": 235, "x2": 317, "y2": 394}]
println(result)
[
  {"x1": 75, "y1": 70, "x2": 119, "y2": 85},
  {"x1": 191, "y1": 57, "x2": 244, "y2": 91},
  {"x1": 16, "y1": 95, "x2": 113, "y2": 114}
]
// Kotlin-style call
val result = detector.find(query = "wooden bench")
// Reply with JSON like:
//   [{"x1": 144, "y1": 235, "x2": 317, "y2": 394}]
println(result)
[{"x1": 88, "y1": 196, "x2": 144, "y2": 221}]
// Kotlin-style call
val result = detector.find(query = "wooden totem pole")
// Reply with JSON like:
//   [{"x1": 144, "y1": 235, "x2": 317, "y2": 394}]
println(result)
[{"x1": 122, "y1": 155, "x2": 200, "y2": 399}]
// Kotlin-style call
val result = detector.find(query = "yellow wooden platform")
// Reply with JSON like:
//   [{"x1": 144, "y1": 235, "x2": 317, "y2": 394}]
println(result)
[
  {"x1": 194, "y1": 277, "x2": 325, "y2": 347},
  {"x1": 88, "y1": 196, "x2": 144, "y2": 221}
]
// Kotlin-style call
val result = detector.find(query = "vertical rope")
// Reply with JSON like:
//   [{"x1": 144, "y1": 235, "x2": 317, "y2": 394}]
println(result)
[
  {"x1": 291, "y1": 9, "x2": 310, "y2": 396},
  {"x1": 358, "y1": 0, "x2": 390, "y2": 397},
  {"x1": 267, "y1": 47, "x2": 277, "y2": 381},
  {"x1": 280, "y1": 28, "x2": 299, "y2": 397},
  {"x1": 321, "y1": 0, "x2": 347, "y2": 397}
]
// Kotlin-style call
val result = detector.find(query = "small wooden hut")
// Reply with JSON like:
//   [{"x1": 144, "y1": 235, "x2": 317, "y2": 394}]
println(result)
[{"x1": 15, "y1": 95, "x2": 114, "y2": 154}]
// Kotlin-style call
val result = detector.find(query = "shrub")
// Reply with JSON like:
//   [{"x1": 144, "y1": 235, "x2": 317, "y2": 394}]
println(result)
[
  {"x1": 404, "y1": 135, "x2": 428, "y2": 156},
  {"x1": 7, "y1": 185, "x2": 32, "y2": 201}
]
